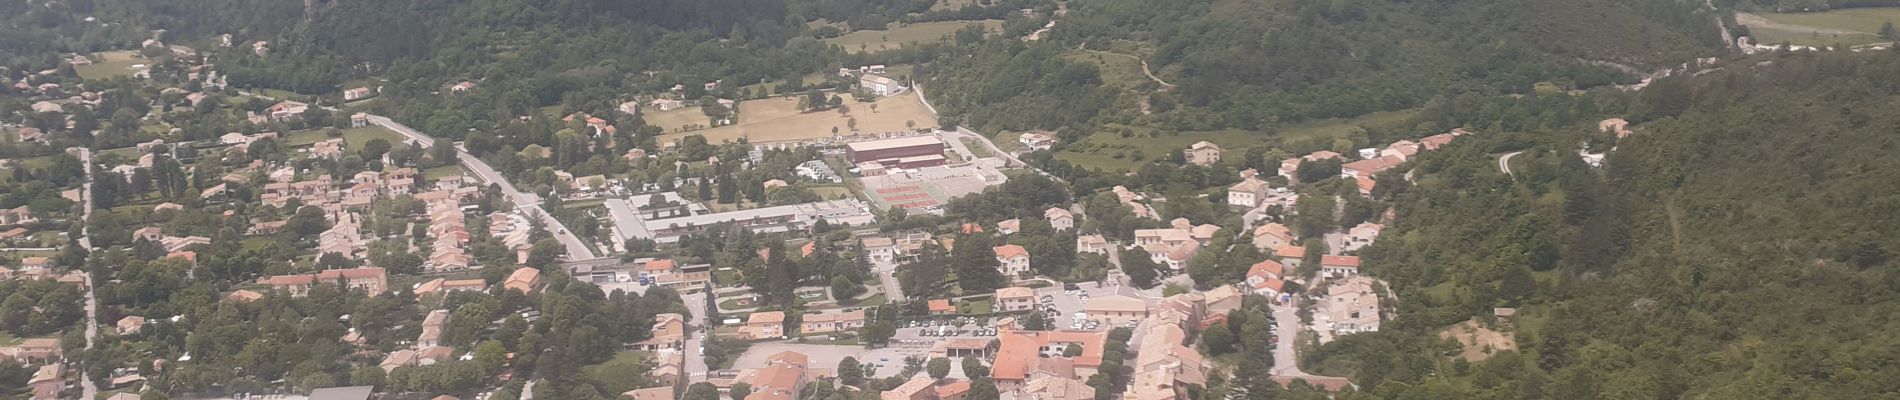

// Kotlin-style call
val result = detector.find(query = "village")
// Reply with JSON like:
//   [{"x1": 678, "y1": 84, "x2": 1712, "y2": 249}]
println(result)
[{"x1": 0, "y1": 23, "x2": 1593, "y2": 400}]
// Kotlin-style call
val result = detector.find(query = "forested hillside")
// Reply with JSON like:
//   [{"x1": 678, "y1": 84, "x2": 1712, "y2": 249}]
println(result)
[
  {"x1": 924, "y1": 0, "x2": 1726, "y2": 134},
  {"x1": 1305, "y1": 50, "x2": 1900, "y2": 398}
]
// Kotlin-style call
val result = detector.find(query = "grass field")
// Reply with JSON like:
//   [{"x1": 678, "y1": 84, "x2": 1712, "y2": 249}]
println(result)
[
  {"x1": 644, "y1": 107, "x2": 714, "y2": 134},
  {"x1": 1067, "y1": 51, "x2": 1150, "y2": 88},
  {"x1": 660, "y1": 91, "x2": 938, "y2": 145},
  {"x1": 1745, "y1": 9, "x2": 1899, "y2": 47},
  {"x1": 423, "y1": 165, "x2": 469, "y2": 180},
  {"x1": 284, "y1": 126, "x2": 406, "y2": 149},
  {"x1": 1054, "y1": 110, "x2": 1415, "y2": 171},
  {"x1": 826, "y1": 20, "x2": 1003, "y2": 53},
  {"x1": 810, "y1": 185, "x2": 854, "y2": 200},
  {"x1": 74, "y1": 51, "x2": 151, "y2": 80}
]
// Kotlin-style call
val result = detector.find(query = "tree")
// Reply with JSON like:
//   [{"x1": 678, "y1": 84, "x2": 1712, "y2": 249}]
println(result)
[
  {"x1": 1021, "y1": 311, "x2": 1050, "y2": 331},
  {"x1": 729, "y1": 382, "x2": 751, "y2": 400},
  {"x1": 954, "y1": 233, "x2": 1007, "y2": 293},
  {"x1": 839, "y1": 357, "x2": 865, "y2": 386},
  {"x1": 1202, "y1": 321, "x2": 1237, "y2": 355},
  {"x1": 1119, "y1": 248, "x2": 1161, "y2": 289},
  {"x1": 927, "y1": 357, "x2": 952, "y2": 380},
  {"x1": 362, "y1": 138, "x2": 393, "y2": 160},
  {"x1": 962, "y1": 357, "x2": 989, "y2": 379},
  {"x1": 685, "y1": 382, "x2": 721, "y2": 400},
  {"x1": 862, "y1": 321, "x2": 895, "y2": 346},
  {"x1": 968, "y1": 378, "x2": 1000, "y2": 400},
  {"x1": 830, "y1": 276, "x2": 862, "y2": 301},
  {"x1": 1883, "y1": 21, "x2": 1897, "y2": 40}
]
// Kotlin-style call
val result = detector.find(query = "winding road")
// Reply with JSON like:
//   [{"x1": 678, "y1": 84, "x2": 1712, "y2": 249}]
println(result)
[{"x1": 1499, "y1": 151, "x2": 1524, "y2": 177}]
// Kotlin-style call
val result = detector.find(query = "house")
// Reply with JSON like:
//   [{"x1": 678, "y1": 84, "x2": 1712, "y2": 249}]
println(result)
[
  {"x1": 449, "y1": 81, "x2": 477, "y2": 93},
  {"x1": 1495, "y1": 307, "x2": 1518, "y2": 327},
  {"x1": 1252, "y1": 223, "x2": 1294, "y2": 250},
  {"x1": 1247, "y1": 261, "x2": 1287, "y2": 297},
  {"x1": 1320, "y1": 255, "x2": 1360, "y2": 278},
  {"x1": 799, "y1": 310, "x2": 866, "y2": 334},
  {"x1": 343, "y1": 87, "x2": 375, "y2": 101},
  {"x1": 1228, "y1": 178, "x2": 1272, "y2": 208},
  {"x1": 266, "y1": 100, "x2": 308, "y2": 121},
  {"x1": 13, "y1": 127, "x2": 45, "y2": 143},
  {"x1": 1600, "y1": 118, "x2": 1632, "y2": 138},
  {"x1": 1381, "y1": 140, "x2": 1421, "y2": 161},
  {"x1": 1342, "y1": 222, "x2": 1382, "y2": 252},
  {"x1": 1018, "y1": 131, "x2": 1057, "y2": 151},
  {"x1": 6, "y1": 338, "x2": 62, "y2": 363},
  {"x1": 29, "y1": 364, "x2": 61, "y2": 400},
  {"x1": 224, "y1": 290, "x2": 264, "y2": 303},
  {"x1": 312, "y1": 138, "x2": 346, "y2": 159},
  {"x1": 1044, "y1": 207, "x2": 1073, "y2": 231},
  {"x1": 308, "y1": 386, "x2": 375, "y2": 400},
  {"x1": 1184, "y1": 141, "x2": 1221, "y2": 166},
  {"x1": 928, "y1": 299, "x2": 956, "y2": 315},
  {"x1": 1326, "y1": 277, "x2": 1381, "y2": 334},
  {"x1": 0, "y1": 206, "x2": 36, "y2": 225},
  {"x1": 1085, "y1": 295, "x2": 1150, "y2": 325},
  {"x1": 1341, "y1": 155, "x2": 1403, "y2": 179},
  {"x1": 623, "y1": 387, "x2": 674, "y2": 400},
  {"x1": 995, "y1": 219, "x2": 1021, "y2": 235},
  {"x1": 741, "y1": 311, "x2": 786, "y2": 340},
  {"x1": 257, "y1": 267, "x2": 388, "y2": 296},
  {"x1": 1133, "y1": 228, "x2": 1194, "y2": 248},
  {"x1": 861, "y1": 236, "x2": 896, "y2": 262},
  {"x1": 860, "y1": 74, "x2": 906, "y2": 97},
  {"x1": 884, "y1": 376, "x2": 937, "y2": 400},
  {"x1": 418, "y1": 309, "x2": 450, "y2": 348},
  {"x1": 995, "y1": 287, "x2": 1036, "y2": 312},
  {"x1": 647, "y1": 98, "x2": 683, "y2": 111},
  {"x1": 988, "y1": 321, "x2": 1108, "y2": 392},
  {"x1": 20, "y1": 256, "x2": 51, "y2": 271},
  {"x1": 739, "y1": 351, "x2": 809, "y2": 400},
  {"x1": 1076, "y1": 235, "x2": 1109, "y2": 254},
  {"x1": 628, "y1": 313, "x2": 685, "y2": 351},
  {"x1": 504, "y1": 267, "x2": 541, "y2": 293},
  {"x1": 994, "y1": 245, "x2": 1031, "y2": 276}
]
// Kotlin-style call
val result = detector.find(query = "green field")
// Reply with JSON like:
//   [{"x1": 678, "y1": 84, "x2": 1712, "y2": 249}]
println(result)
[
  {"x1": 929, "y1": 0, "x2": 981, "y2": 11},
  {"x1": 1745, "y1": 9, "x2": 1897, "y2": 47},
  {"x1": 643, "y1": 106, "x2": 714, "y2": 134},
  {"x1": 1067, "y1": 51, "x2": 1150, "y2": 88},
  {"x1": 285, "y1": 126, "x2": 406, "y2": 149},
  {"x1": 825, "y1": 20, "x2": 1003, "y2": 53},
  {"x1": 74, "y1": 51, "x2": 151, "y2": 80},
  {"x1": 1054, "y1": 110, "x2": 1415, "y2": 171},
  {"x1": 809, "y1": 185, "x2": 854, "y2": 200},
  {"x1": 423, "y1": 165, "x2": 468, "y2": 180}
]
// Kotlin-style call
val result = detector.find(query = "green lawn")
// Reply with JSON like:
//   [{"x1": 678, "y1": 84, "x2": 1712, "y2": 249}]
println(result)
[
  {"x1": 736, "y1": 71, "x2": 833, "y2": 97},
  {"x1": 423, "y1": 165, "x2": 468, "y2": 180},
  {"x1": 284, "y1": 126, "x2": 406, "y2": 149},
  {"x1": 1067, "y1": 50, "x2": 1150, "y2": 89},
  {"x1": 825, "y1": 20, "x2": 1003, "y2": 53},
  {"x1": 1054, "y1": 110, "x2": 1416, "y2": 172},
  {"x1": 1745, "y1": 9, "x2": 1900, "y2": 48},
  {"x1": 74, "y1": 51, "x2": 151, "y2": 80},
  {"x1": 959, "y1": 298, "x2": 993, "y2": 314},
  {"x1": 809, "y1": 185, "x2": 854, "y2": 200}
]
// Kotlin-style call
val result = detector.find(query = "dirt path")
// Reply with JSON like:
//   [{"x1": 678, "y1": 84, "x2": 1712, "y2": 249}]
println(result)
[{"x1": 1077, "y1": 45, "x2": 1176, "y2": 89}]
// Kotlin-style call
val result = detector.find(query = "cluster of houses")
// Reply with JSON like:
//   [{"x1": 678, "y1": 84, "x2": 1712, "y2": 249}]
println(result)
[
  {"x1": 840, "y1": 64, "x2": 907, "y2": 97},
  {"x1": 379, "y1": 309, "x2": 457, "y2": 371},
  {"x1": 1132, "y1": 218, "x2": 1222, "y2": 271},
  {"x1": 0, "y1": 256, "x2": 86, "y2": 288}
]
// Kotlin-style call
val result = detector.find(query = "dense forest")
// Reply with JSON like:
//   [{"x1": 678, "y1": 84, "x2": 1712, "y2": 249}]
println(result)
[
  {"x1": 924, "y1": 0, "x2": 1726, "y2": 134},
  {"x1": 1300, "y1": 50, "x2": 1900, "y2": 398}
]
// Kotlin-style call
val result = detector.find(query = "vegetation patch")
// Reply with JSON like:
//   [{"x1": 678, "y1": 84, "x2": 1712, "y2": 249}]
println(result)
[
  {"x1": 658, "y1": 91, "x2": 938, "y2": 145},
  {"x1": 825, "y1": 20, "x2": 1002, "y2": 53},
  {"x1": 73, "y1": 51, "x2": 151, "y2": 80}
]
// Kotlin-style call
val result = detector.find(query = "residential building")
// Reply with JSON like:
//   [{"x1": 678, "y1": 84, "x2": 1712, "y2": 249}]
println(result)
[
  {"x1": 630, "y1": 313, "x2": 686, "y2": 351},
  {"x1": 1228, "y1": 178, "x2": 1271, "y2": 208},
  {"x1": 737, "y1": 351, "x2": 809, "y2": 400},
  {"x1": 256, "y1": 267, "x2": 388, "y2": 296},
  {"x1": 1343, "y1": 222, "x2": 1382, "y2": 252},
  {"x1": 1326, "y1": 277, "x2": 1381, "y2": 334},
  {"x1": 800, "y1": 310, "x2": 867, "y2": 334},
  {"x1": 860, "y1": 74, "x2": 906, "y2": 97},
  {"x1": 1274, "y1": 245, "x2": 1306, "y2": 269},
  {"x1": 1076, "y1": 235, "x2": 1108, "y2": 254},
  {"x1": 1084, "y1": 295, "x2": 1149, "y2": 324},
  {"x1": 742, "y1": 311, "x2": 786, "y2": 339},
  {"x1": 418, "y1": 310, "x2": 449, "y2": 348},
  {"x1": 504, "y1": 267, "x2": 541, "y2": 294},
  {"x1": 994, "y1": 244, "x2": 1031, "y2": 276},
  {"x1": 1044, "y1": 207, "x2": 1073, "y2": 231},
  {"x1": 1018, "y1": 131, "x2": 1057, "y2": 151},
  {"x1": 1252, "y1": 223, "x2": 1294, "y2": 250},
  {"x1": 861, "y1": 236, "x2": 896, "y2": 262},
  {"x1": 929, "y1": 299, "x2": 956, "y2": 315},
  {"x1": 1600, "y1": 118, "x2": 1632, "y2": 138},
  {"x1": 996, "y1": 219, "x2": 1021, "y2": 235},
  {"x1": 1184, "y1": 141, "x2": 1221, "y2": 166},
  {"x1": 1341, "y1": 155, "x2": 1403, "y2": 179},
  {"x1": 1320, "y1": 255, "x2": 1360, "y2": 278},
  {"x1": 995, "y1": 287, "x2": 1036, "y2": 312},
  {"x1": 116, "y1": 316, "x2": 146, "y2": 335},
  {"x1": 1247, "y1": 261, "x2": 1287, "y2": 297},
  {"x1": 884, "y1": 376, "x2": 937, "y2": 400},
  {"x1": 989, "y1": 322, "x2": 1107, "y2": 392}
]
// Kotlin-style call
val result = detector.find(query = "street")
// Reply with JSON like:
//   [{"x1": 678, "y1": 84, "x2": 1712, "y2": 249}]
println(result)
[
  {"x1": 78, "y1": 148, "x2": 98, "y2": 400},
  {"x1": 366, "y1": 115, "x2": 597, "y2": 260},
  {"x1": 870, "y1": 257, "x2": 906, "y2": 302}
]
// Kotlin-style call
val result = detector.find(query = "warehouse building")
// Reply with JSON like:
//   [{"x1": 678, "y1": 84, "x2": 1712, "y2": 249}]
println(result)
[{"x1": 847, "y1": 136, "x2": 946, "y2": 167}]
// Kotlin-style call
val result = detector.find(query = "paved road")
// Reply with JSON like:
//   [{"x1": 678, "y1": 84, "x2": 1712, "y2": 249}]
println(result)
[
  {"x1": 365, "y1": 115, "x2": 596, "y2": 260},
  {"x1": 1499, "y1": 151, "x2": 1523, "y2": 177},
  {"x1": 872, "y1": 258, "x2": 906, "y2": 302},
  {"x1": 680, "y1": 291, "x2": 711, "y2": 385},
  {"x1": 77, "y1": 148, "x2": 98, "y2": 400},
  {"x1": 1269, "y1": 304, "x2": 1311, "y2": 377}
]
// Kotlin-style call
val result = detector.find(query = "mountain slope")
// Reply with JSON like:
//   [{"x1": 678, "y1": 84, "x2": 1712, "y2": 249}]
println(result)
[{"x1": 1311, "y1": 50, "x2": 1900, "y2": 398}]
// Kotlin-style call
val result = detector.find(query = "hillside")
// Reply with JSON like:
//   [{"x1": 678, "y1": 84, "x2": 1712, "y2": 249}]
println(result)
[
  {"x1": 1305, "y1": 50, "x2": 1900, "y2": 398},
  {"x1": 924, "y1": 0, "x2": 1726, "y2": 134}
]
